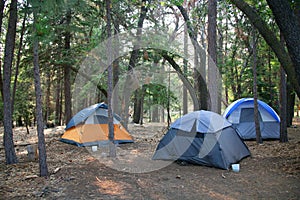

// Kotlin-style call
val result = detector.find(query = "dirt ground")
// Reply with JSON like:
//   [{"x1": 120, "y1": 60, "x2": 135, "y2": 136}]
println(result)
[{"x1": 0, "y1": 121, "x2": 299, "y2": 200}]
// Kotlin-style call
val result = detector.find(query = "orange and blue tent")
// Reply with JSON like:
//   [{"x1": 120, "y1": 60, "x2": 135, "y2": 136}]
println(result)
[{"x1": 60, "y1": 103, "x2": 133, "y2": 146}]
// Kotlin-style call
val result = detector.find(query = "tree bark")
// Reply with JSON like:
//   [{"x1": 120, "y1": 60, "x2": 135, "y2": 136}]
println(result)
[
  {"x1": 279, "y1": 66, "x2": 288, "y2": 142},
  {"x1": 252, "y1": 28, "x2": 262, "y2": 144},
  {"x1": 112, "y1": 15, "x2": 120, "y2": 114},
  {"x1": 44, "y1": 71, "x2": 51, "y2": 123},
  {"x1": 0, "y1": 0, "x2": 6, "y2": 100},
  {"x1": 230, "y1": 0, "x2": 300, "y2": 98},
  {"x1": 133, "y1": 89, "x2": 142, "y2": 124},
  {"x1": 55, "y1": 69, "x2": 62, "y2": 126},
  {"x1": 207, "y1": 0, "x2": 221, "y2": 113},
  {"x1": 106, "y1": 0, "x2": 116, "y2": 157},
  {"x1": 286, "y1": 82, "x2": 295, "y2": 127},
  {"x1": 33, "y1": 9, "x2": 48, "y2": 177},
  {"x1": 139, "y1": 86, "x2": 145, "y2": 125},
  {"x1": 12, "y1": 5, "x2": 27, "y2": 114},
  {"x1": 3, "y1": 0, "x2": 18, "y2": 164},
  {"x1": 64, "y1": 8, "x2": 72, "y2": 124},
  {"x1": 279, "y1": 33, "x2": 288, "y2": 142},
  {"x1": 266, "y1": 0, "x2": 300, "y2": 98},
  {"x1": 183, "y1": 24, "x2": 188, "y2": 115}
]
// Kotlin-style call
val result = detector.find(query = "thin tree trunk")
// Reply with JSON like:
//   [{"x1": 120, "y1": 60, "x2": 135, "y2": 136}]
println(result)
[
  {"x1": 139, "y1": 86, "x2": 145, "y2": 125},
  {"x1": 279, "y1": 33, "x2": 288, "y2": 142},
  {"x1": 59, "y1": 81, "x2": 63, "y2": 125},
  {"x1": 252, "y1": 27, "x2": 262, "y2": 144},
  {"x1": 3, "y1": 0, "x2": 18, "y2": 164},
  {"x1": 279, "y1": 66, "x2": 288, "y2": 142},
  {"x1": 33, "y1": 10, "x2": 48, "y2": 177},
  {"x1": 12, "y1": 2, "x2": 27, "y2": 114},
  {"x1": 195, "y1": 23, "x2": 206, "y2": 110},
  {"x1": 207, "y1": 0, "x2": 221, "y2": 113},
  {"x1": 112, "y1": 3, "x2": 120, "y2": 114},
  {"x1": 183, "y1": 24, "x2": 188, "y2": 115},
  {"x1": 286, "y1": 82, "x2": 295, "y2": 127},
  {"x1": 151, "y1": 106, "x2": 159, "y2": 122},
  {"x1": 224, "y1": 17, "x2": 229, "y2": 105},
  {"x1": 218, "y1": 22, "x2": 225, "y2": 108},
  {"x1": 55, "y1": 69, "x2": 62, "y2": 126},
  {"x1": 0, "y1": 0, "x2": 6, "y2": 100},
  {"x1": 106, "y1": 0, "x2": 116, "y2": 157},
  {"x1": 133, "y1": 89, "x2": 142, "y2": 124},
  {"x1": 167, "y1": 65, "x2": 171, "y2": 127},
  {"x1": 64, "y1": 8, "x2": 72, "y2": 124},
  {"x1": 44, "y1": 71, "x2": 51, "y2": 123}
]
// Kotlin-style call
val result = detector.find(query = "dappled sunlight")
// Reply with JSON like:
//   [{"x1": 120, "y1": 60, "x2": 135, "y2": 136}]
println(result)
[
  {"x1": 94, "y1": 176, "x2": 125, "y2": 196},
  {"x1": 200, "y1": 185, "x2": 236, "y2": 200},
  {"x1": 0, "y1": 126, "x2": 65, "y2": 146}
]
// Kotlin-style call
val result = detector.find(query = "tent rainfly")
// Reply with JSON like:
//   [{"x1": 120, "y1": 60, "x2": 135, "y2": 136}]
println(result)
[
  {"x1": 60, "y1": 103, "x2": 133, "y2": 146},
  {"x1": 223, "y1": 98, "x2": 280, "y2": 140},
  {"x1": 152, "y1": 110, "x2": 250, "y2": 170}
]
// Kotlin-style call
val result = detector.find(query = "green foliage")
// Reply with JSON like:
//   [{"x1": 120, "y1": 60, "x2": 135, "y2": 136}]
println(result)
[
  {"x1": 144, "y1": 83, "x2": 177, "y2": 107},
  {"x1": 0, "y1": 0, "x2": 288, "y2": 126},
  {"x1": 169, "y1": 0, "x2": 184, "y2": 6}
]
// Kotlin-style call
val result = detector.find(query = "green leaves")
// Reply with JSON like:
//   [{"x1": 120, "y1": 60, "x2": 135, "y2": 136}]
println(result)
[{"x1": 169, "y1": 0, "x2": 184, "y2": 6}]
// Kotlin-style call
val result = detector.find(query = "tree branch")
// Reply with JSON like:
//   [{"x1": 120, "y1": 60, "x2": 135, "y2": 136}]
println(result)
[{"x1": 230, "y1": 0, "x2": 300, "y2": 98}]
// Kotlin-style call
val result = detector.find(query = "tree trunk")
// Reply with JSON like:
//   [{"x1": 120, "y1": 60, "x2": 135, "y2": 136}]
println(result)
[
  {"x1": 122, "y1": 0, "x2": 148, "y2": 128},
  {"x1": 106, "y1": 0, "x2": 116, "y2": 157},
  {"x1": 279, "y1": 33, "x2": 288, "y2": 142},
  {"x1": 266, "y1": 0, "x2": 300, "y2": 98},
  {"x1": 139, "y1": 86, "x2": 145, "y2": 125},
  {"x1": 178, "y1": 5, "x2": 206, "y2": 110},
  {"x1": 12, "y1": 2, "x2": 27, "y2": 114},
  {"x1": 286, "y1": 82, "x2": 295, "y2": 127},
  {"x1": 44, "y1": 71, "x2": 51, "y2": 123},
  {"x1": 64, "y1": 8, "x2": 72, "y2": 125},
  {"x1": 161, "y1": 51, "x2": 200, "y2": 110},
  {"x1": 55, "y1": 69, "x2": 62, "y2": 126},
  {"x1": 230, "y1": 0, "x2": 300, "y2": 98},
  {"x1": 152, "y1": 106, "x2": 159, "y2": 123},
  {"x1": 252, "y1": 27, "x2": 263, "y2": 144},
  {"x1": 279, "y1": 66, "x2": 288, "y2": 142},
  {"x1": 207, "y1": 0, "x2": 221, "y2": 113},
  {"x1": 3, "y1": 0, "x2": 18, "y2": 164},
  {"x1": 133, "y1": 89, "x2": 142, "y2": 124},
  {"x1": 33, "y1": 10, "x2": 48, "y2": 177},
  {"x1": 183, "y1": 24, "x2": 188, "y2": 115},
  {"x1": 112, "y1": 4, "x2": 120, "y2": 115},
  {"x1": 0, "y1": 0, "x2": 5, "y2": 100}
]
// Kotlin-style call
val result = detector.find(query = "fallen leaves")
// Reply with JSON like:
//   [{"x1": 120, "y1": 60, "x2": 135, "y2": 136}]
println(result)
[{"x1": 0, "y1": 124, "x2": 299, "y2": 199}]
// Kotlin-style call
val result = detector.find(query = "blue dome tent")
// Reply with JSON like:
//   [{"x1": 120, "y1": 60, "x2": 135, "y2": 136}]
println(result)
[
  {"x1": 223, "y1": 98, "x2": 280, "y2": 140},
  {"x1": 152, "y1": 110, "x2": 250, "y2": 170}
]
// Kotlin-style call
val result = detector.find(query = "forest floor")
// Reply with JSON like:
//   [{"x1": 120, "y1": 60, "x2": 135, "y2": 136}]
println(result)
[{"x1": 0, "y1": 119, "x2": 300, "y2": 200}]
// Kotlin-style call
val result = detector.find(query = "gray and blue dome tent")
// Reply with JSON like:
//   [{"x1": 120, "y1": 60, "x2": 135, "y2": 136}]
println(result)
[
  {"x1": 152, "y1": 110, "x2": 250, "y2": 170},
  {"x1": 223, "y1": 98, "x2": 280, "y2": 140}
]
